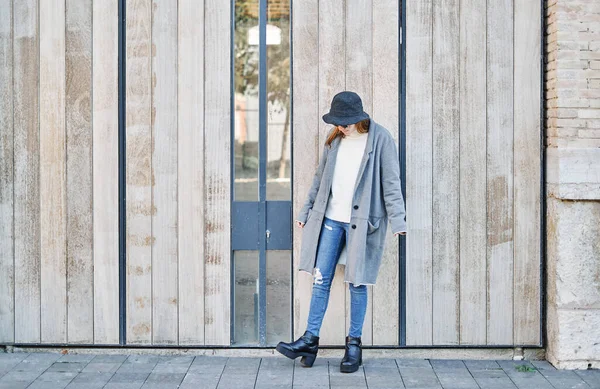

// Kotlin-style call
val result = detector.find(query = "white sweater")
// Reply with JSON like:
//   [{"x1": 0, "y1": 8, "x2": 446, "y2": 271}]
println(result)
[{"x1": 325, "y1": 130, "x2": 369, "y2": 223}]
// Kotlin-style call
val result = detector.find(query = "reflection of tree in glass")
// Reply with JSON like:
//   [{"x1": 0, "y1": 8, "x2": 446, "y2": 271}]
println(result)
[{"x1": 235, "y1": 1, "x2": 290, "y2": 179}]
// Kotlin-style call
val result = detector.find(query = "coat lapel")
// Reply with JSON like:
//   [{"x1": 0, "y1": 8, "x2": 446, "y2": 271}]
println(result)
[{"x1": 352, "y1": 120, "x2": 376, "y2": 194}]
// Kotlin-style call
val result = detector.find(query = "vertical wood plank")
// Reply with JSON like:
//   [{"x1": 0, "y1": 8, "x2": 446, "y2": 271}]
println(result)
[
  {"x1": 39, "y1": 0, "x2": 67, "y2": 343},
  {"x1": 317, "y1": 0, "x2": 346, "y2": 346},
  {"x1": 0, "y1": 0, "x2": 14, "y2": 344},
  {"x1": 459, "y1": 0, "x2": 487, "y2": 345},
  {"x1": 126, "y1": 0, "x2": 152, "y2": 344},
  {"x1": 93, "y1": 0, "x2": 120, "y2": 344},
  {"x1": 513, "y1": 0, "x2": 541, "y2": 346},
  {"x1": 204, "y1": 0, "x2": 231, "y2": 345},
  {"x1": 178, "y1": 0, "x2": 205, "y2": 345},
  {"x1": 372, "y1": 0, "x2": 400, "y2": 346},
  {"x1": 486, "y1": 0, "x2": 514, "y2": 345},
  {"x1": 405, "y1": 0, "x2": 433, "y2": 346},
  {"x1": 345, "y1": 0, "x2": 374, "y2": 346},
  {"x1": 151, "y1": 0, "x2": 178, "y2": 345},
  {"x1": 13, "y1": 0, "x2": 40, "y2": 344},
  {"x1": 292, "y1": 0, "x2": 319, "y2": 340},
  {"x1": 66, "y1": 0, "x2": 93, "y2": 344},
  {"x1": 432, "y1": 0, "x2": 460, "y2": 345}
]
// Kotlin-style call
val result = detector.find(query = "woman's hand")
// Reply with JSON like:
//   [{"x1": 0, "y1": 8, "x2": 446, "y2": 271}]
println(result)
[
  {"x1": 296, "y1": 221, "x2": 305, "y2": 228},
  {"x1": 394, "y1": 231, "x2": 406, "y2": 236}
]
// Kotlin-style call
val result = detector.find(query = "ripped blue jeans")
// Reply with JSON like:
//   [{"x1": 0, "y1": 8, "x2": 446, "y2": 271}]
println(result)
[{"x1": 305, "y1": 217, "x2": 368, "y2": 338}]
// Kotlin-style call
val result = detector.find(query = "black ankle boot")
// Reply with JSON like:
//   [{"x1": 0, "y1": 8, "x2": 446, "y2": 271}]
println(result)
[
  {"x1": 276, "y1": 331, "x2": 320, "y2": 367},
  {"x1": 340, "y1": 336, "x2": 362, "y2": 373}
]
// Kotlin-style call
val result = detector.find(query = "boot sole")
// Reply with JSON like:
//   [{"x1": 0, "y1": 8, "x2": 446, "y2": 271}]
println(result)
[
  {"x1": 340, "y1": 358, "x2": 363, "y2": 373},
  {"x1": 275, "y1": 344, "x2": 317, "y2": 367}
]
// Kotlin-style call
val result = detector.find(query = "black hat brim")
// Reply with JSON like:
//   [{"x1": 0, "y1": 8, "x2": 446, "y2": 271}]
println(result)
[{"x1": 322, "y1": 112, "x2": 370, "y2": 126}]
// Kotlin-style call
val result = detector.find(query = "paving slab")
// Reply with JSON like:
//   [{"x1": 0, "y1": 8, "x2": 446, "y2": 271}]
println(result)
[
  {"x1": 363, "y1": 360, "x2": 405, "y2": 388},
  {"x1": 292, "y1": 358, "x2": 330, "y2": 388},
  {"x1": 57, "y1": 353, "x2": 96, "y2": 363},
  {"x1": 107, "y1": 371, "x2": 150, "y2": 385},
  {"x1": 217, "y1": 357, "x2": 261, "y2": 389},
  {"x1": 27, "y1": 370, "x2": 78, "y2": 389},
  {"x1": 430, "y1": 359, "x2": 479, "y2": 389},
  {"x1": 91, "y1": 354, "x2": 129, "y2": 363},
  {"x1": 0, "y1": 353, "x2": 28, "y2": 378},
  {"x1": 254, "y1": 357, "x2": 294, "y2": 388},
  {"x1": 464, "y1": 360, "x2": 517, "y2": 389},
  {"x1": 575, "y1": 369, "x2": 600, "y2": 389},
  {"x1": 531, "y1": 360, "x2": 592, "y2": 389},
  {"x1": 0, "y1": 369, "x2": 41, "y2": 387},
  {"x1": 396, "y1": 359, "x2": 442, "y2": 389},
  {"x1": 497, "y1": 360, "x2": 555, "y2": 389},
  {"x1": 82, "y1": 361, "x2": 124, "y2": 373}
]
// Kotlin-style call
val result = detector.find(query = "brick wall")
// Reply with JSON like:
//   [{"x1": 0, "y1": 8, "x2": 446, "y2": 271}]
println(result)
[
  {"x1": 545, "y1": 0, "x2": 600, "y2": 370},
  {"x1": 546, "y1": 0, "x2": 600, "y2": 149}
]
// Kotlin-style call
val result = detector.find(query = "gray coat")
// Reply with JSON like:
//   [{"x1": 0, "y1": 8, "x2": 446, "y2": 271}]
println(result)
[{"x1": 296, "y1": 119, "x2": 407, "y2": 285}]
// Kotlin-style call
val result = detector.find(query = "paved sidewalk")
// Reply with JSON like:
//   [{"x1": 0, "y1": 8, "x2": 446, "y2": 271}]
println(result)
[{"x1": 1, "y1": 352, "x2": 599, "y2": 388}]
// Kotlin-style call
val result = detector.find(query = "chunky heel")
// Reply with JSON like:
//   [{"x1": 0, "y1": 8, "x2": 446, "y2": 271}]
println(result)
[
  {"x1": 300, "y1": 353, "x2": 317, "y2": 367},
  {"x1": 275, "y1": 331, "x2": 320, "y2": 367}
]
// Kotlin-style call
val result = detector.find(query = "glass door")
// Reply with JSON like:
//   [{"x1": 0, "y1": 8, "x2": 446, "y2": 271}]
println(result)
[{"x1": 232, "y1": 0, "x2": 292, "y2": 346}]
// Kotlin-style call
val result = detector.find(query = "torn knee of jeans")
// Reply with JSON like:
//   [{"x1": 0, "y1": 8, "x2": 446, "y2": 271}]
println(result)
[{"x1": 313, "y1": 268, "x2": 324, "y2": 285}]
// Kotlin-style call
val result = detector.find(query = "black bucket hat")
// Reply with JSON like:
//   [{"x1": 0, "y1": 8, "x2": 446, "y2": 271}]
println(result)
[{"x1": 322, "y1": 91, "x2": 370, "y2": 126}]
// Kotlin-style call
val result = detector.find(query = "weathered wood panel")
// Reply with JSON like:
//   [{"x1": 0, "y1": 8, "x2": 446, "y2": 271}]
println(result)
[
  {"x1": 2, "y1": 0, "x2": 542, "y2": 348},
  {"x1": 66, "y1": 0, "x2": 93, "y2": 344},
  {"x1": 513, "y1": 0, "x2": 541, "y2": 345},
  {"x1": 317, "y1": 0, "x2": 346, "y2": 346},
  {"x1": 405, "y1": 0, "x2": 434, "y2": 346},
  {"x1": 39, "y1": 0, "x2": 67, "y2": 343},
  {"x1": 292, "y1": 0, "x2": 319, "y2": 341},
  {"x1": 178, "y1": 0, "x2": 206, "y2": 345},
  {"x1": 372, "y1": 0, "x2": 400, "y2": 346},
  {"x1": 432, "y1": 0, "x2": 460, "y2": 345},
  {"x1": 486, "y1": 0, "x2": 514, "y2": 345},
  {"x1": 13, "y1": 0, "x2": 40, "y2": 344},
  {"x1": 345, "y1": 0, "x2": 374, "y2": 346},
  {"x1": 203, "y1": 0, "x2": 231, "y2": 345},
  {"x1": 126, "y1": 0, "x2": 153, "y2": 344},
  {"x1": 92, "y1": 0, "x2": 120, "y2": 344},
  {"x1": 459, "y1": 0, "x2": 487, "y2": 345},
  {"x1": 0, "y1": 0, "x2": 14, "y2": 344},
  {"x1": 151, "y1": 0, "x2": 178, "y2": 345}
]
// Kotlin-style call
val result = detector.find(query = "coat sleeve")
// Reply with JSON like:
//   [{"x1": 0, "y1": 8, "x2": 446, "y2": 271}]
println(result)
[
  {"x1": 380, "y1": 136, "x2": 407, "y2": 234},
  {"x1": 295, "y1": 143, "x2": 329, "y2": 224}
]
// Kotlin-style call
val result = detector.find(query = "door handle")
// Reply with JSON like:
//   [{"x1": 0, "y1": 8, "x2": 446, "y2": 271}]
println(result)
[{"x1": 266, "y1": 229, "x2": 271, "y2": 243}]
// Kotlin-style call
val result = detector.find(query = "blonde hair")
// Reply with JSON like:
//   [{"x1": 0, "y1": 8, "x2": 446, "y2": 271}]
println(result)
[{"x1": 325, "y1": 118, "x2": 370, "y2": 147}]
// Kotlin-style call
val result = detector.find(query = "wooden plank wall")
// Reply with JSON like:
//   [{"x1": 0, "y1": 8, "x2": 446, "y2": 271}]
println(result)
[
  {"x1": 405, "y1": 0, "x2": 542, "y2": 346},
  {"x1": 293, "y1": 0, "x2": 402, "y2": 346},
  {"x1": 1, "y1": 0, "x2": 540, "y2": 347},
  {"x1": 125, "y1": 0, "x2": 231, "y2": 345},
  {"x1": 294, "y1": 0, "x2": 541, "y2": 346},
  {"x1": 0, "y1": 0, "x2": 14, "y2": 344},
  {"x1": 2, "y1": 0, "x2": 230, "y2": 347},
  {"x1": 1, "y1": 0, "x2": 120, "y2": 344}
]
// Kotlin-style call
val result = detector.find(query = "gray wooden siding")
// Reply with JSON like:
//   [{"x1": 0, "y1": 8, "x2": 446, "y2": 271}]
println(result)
[
  {"x1": 0, "y1": 0, "x2": 230, "y2": 347},
  {"x1": 293, "y1": 0, "x2": 542, "y2": 346},
  {"x1": 292, "y1": 0, "x2": 403, "y2": 346},
  {"x1": 1, "y1": 0, "x2": 120, "y2": 344},
  {"x1": 1, "y1": 0, "x2": 540, "y2": 347},
  {"x1": 404, "y1": 0, "x2": 542, "y2": 345},
  {"x1": 125, "y1": 0, "x2": 230, "y2": 345}
]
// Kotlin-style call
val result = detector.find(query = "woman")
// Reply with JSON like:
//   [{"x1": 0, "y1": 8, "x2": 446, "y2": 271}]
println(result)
[{"x1": 276, "y1": 91, "x2": 408, "y2": 373}]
